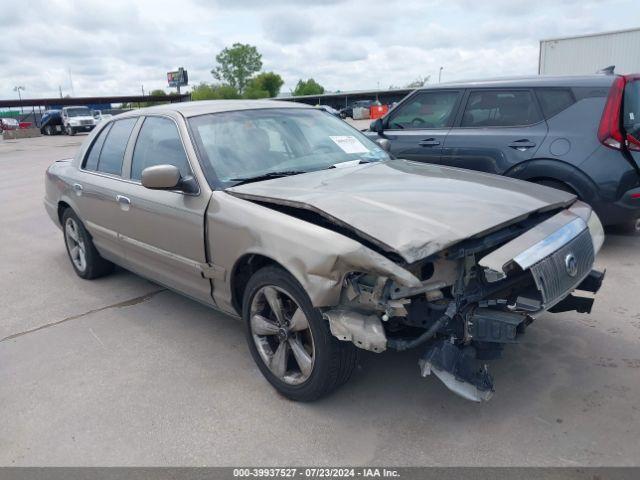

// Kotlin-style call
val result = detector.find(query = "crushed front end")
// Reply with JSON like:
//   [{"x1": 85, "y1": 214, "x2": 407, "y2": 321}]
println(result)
[{"x1": 323, "y1": 201, "x2": 605, "y2": 402}]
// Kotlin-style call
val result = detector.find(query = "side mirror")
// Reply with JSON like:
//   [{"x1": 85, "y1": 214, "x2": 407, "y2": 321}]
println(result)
[
  {"x1": 375, "y1": 138, "x2": 391, "y2": 152},
  {"x1": 141, "y1": 164, "x2": 181, "y2": 190},
  {"x1": 370, "y1": 118, "x2": 384, "y2": 134}
]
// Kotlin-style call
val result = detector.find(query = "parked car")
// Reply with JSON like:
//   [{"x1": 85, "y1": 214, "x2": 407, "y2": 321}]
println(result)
[
  {"x1": 61, "y1": 106, "x2": 96, "y2": 135},
  {"x1": 315, "y1": 104, "x2": 341, "y2": 117},
  {"x1": 340, "y1": 100, "x2": 373, "y2": 119},
  {"x1": 0, "y1": 117, "x2": 19, "y2": 133},
  {"x1": 44, "y1": 100, "x2": 605, "y2": 402},
  {"x1": 368, "y1": 74, "x2": 640, "y2": 233},
  {"x1": 93, "y1": 111, "x2": 113, "y2": 123},
  {"x1": 40, "y1": 110, "x2": 63, "y2": 135}
]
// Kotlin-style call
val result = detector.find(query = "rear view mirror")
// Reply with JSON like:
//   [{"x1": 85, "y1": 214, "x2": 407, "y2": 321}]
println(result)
[
  {"x1": 375, "y1": 138, "x2": 391, "y2": 152},
  {"x1": 141, "y1": 165, "x2": 181, "y2": 189},
  {"x1": 370, "y1": 118, "x2": 383, "y2": 134}
]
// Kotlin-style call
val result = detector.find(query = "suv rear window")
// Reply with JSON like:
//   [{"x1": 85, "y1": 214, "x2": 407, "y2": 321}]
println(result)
[
  {"x1": 536, "y1": 88, "x2": 575, "y2": 119},
  {"x1": 623, "y1": 79, "x2": 640, "y2": 141},
  {"x1": 461, "y1": 90, "x2": 542, "y2": 127}
]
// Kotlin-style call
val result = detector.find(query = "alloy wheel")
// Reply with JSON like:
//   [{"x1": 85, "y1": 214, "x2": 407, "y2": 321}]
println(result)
[
  {"x1": 250, "y1": 285, "x2": 315, "y2": 385},
  {"x1": 65, "y1": 217, "x2": 87, "y2": 272}
]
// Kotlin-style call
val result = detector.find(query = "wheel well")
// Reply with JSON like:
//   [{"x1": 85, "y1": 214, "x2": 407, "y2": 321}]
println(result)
[
  {"x1": 57, "y1": 201, "x2": 71, "y2": 225},
  {"x1": 528, "y1": 177, "x2": 578, "y2": 196},
  {"x1": 230, "y1": 254, "x2": 284, "y2": 314}
]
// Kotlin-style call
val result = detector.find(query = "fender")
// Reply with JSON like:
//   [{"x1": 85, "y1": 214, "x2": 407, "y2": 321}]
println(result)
[{"x1": 504, "y1": 158, "x2": 600, "y2": 205}]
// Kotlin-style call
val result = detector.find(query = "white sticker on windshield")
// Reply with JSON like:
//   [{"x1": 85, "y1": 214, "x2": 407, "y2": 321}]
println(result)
[
  {"x1": 329, "y1": 136, "x2": 369, "y2": 154},
  {"x1": 630, "y1": 112, "x2": 635, "y2": 121}
]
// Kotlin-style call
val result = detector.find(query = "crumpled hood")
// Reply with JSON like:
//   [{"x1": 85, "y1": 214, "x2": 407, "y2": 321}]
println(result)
[{"x1": 226, "y1": 160, "x2": 575, "y2": 263}]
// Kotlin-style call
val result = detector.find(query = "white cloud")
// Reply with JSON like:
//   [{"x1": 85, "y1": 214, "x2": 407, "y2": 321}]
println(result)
[{"x1": 1, "y1": 0, "x2": 639, "y2": 100}]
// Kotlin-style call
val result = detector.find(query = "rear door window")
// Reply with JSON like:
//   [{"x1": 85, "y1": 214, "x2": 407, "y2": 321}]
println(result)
[
  {"x1": 623, "y1": 79, "x2": 640, "y2": 142},
  {"x1": 461, "y1": 90, "x2": 542, "y2": 127},
  {"x1": 83, "y1": 124, "x2": 112, "y2": 171},
  {"x1": 387, "y1": 91, "x2": 460, "y2": 129},
  {"x1": 536, "y1": 88, "x2": 575, "y2": 119},
  {"x1": 96, "y1": 118, "x2": 137, "y2": 176}
]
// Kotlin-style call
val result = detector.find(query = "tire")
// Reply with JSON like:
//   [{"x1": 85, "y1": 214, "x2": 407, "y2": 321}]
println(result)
[
  {"x1": 65, "y1": 125, "x2": 76, "y2": 136},
  {"x1": 243, "y1": 266, "x2": 357, "y2": 402},
  {"x1": 61, "y1": 208, "x2": 114, "y2": 279},
  {"x1": 44, "y1": 125, "x2": 53, "y2": 136},
  {"x1": 615, "y1": 217, "x2": 640, "y2": 236}
]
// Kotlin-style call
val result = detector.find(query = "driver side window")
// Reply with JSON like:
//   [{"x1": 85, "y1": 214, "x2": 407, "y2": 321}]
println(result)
[{"x1": 388, "y1": 91, "x2": 459, "y2": 129}]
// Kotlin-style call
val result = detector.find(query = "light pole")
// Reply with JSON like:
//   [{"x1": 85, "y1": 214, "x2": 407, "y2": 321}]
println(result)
[
  {"x1": 14, "y1": 86, "x2": 25, "y2": 113},
  {"x1": 438, "y1": 67, "x2": 443, "y2": 84}
]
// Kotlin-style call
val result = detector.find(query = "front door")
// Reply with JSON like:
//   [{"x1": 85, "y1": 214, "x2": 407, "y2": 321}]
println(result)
[
  {"x1": 379, "y1": 89, "x2": 462, "y2": 163},
  {"x1": 440, "y1": 89, "x2": 548, "y2": 174}
]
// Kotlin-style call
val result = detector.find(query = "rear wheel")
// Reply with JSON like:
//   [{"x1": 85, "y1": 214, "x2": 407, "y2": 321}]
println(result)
[
  {"x1": 243, "y1": 266, "x2": 357, "y2": 401},
  {"x1": 62, "y1": 209, "x2": 114, "y2": 279}
]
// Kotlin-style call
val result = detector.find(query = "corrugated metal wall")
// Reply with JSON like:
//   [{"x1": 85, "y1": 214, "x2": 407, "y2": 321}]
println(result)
[{"x1": 539, "y1": 28, "x2": 640, "y2": 75}]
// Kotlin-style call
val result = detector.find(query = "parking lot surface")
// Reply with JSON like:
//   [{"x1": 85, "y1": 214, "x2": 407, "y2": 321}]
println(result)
[{"x1": 1, "y1": 134, "x2": 640, "y2": 466}]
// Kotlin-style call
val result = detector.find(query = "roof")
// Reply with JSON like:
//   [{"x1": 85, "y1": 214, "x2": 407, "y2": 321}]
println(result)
[
  {"x1": 539, "y1": 27, "x2": 640, "y2": 43},
  {"x1": 129, "y1": 99, "x2": 312, "y2": 118},
  {"x1": 416, "y1": 74, "x2": 615, "y2": 90}
]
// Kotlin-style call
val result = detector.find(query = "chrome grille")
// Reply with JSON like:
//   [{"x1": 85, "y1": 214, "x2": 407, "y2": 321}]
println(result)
[
  {"x1": 529, "y1": 228, "x2": 594, "y2": 306},
  {"x1": 80, "y1": 120, "x2": 93, "y2": 126}
]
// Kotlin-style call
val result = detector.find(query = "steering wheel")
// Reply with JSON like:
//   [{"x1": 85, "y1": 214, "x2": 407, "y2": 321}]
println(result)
[
  {"x1": 310, "y1": 143, "x2": 334, "y2": 154},
  {"x1": 411, "y1": 118, "x2": 434, "y2": 128}
]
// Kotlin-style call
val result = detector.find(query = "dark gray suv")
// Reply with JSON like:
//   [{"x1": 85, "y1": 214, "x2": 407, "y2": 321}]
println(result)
[{"x1": 368, "y1": 74, "x2": 640, "y2": 232}]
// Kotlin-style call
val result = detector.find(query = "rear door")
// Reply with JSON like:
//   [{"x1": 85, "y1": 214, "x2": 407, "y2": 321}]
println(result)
[
  {"x1": 113, "y1": 115, "x2": 213, "y2": 305},
  {"x1": 440, "y1": 89, "x2": 548, "y2": 174},
  {"x1": 380, "y1": 89, "x2": 462, "y2": 163},
  {"x1": 74, "y1": 118, "x2": 138, "y2": 261}
]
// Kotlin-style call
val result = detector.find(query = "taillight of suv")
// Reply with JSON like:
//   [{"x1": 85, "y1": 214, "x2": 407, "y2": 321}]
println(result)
[{"x1": 598, "y1": 74, "x2": 640, "y2": 152}]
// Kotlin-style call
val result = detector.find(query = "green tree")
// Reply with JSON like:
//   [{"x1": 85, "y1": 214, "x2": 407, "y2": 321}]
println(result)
[
  {"x1": 142, "y1": 89, "x2": 168, "y2": 107},
  {"x1": 190, "y1": 82, "x2": 240, "y2": 101},
  {"x1": 252, "y1": 71, "x2": 284, "y2": 98},
  {"x1": 243, "y1": 80, "x2": 270, "y2": 99},
  {"x1": 292, "y1": 78, "x2": 325, "y2": 96},
  {"x1": 211, "y1": 43, "x2": 262, "y2": 95}
]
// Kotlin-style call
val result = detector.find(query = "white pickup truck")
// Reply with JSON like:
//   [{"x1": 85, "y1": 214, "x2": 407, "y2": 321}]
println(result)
[{"x1": 61, "y1": 106, "x2": 96, "y2": 135}]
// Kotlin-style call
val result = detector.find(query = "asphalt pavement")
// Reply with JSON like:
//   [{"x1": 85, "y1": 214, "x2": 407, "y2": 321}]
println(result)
[{"x1": 1, "y1": 134, "x2": 639, "y2": 466}]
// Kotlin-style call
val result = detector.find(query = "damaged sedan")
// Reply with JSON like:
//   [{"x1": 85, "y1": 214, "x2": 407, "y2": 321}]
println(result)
[{"x1": 44, "y1": 100, "x2": 605, "y2": 402}]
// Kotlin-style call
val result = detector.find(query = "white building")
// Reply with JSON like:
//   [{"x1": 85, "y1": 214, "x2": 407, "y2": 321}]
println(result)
[{"x1": 539, "y1": 27, "x2": 640, "y2": 75}]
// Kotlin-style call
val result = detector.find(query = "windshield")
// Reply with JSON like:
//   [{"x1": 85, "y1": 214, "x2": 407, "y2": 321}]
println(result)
[
  {"x1": 66, "y1": 107, "x2": 91, "y2": 117},
  {"x1": 188, "y1": 108, "x2": 390, "y2": 187}
]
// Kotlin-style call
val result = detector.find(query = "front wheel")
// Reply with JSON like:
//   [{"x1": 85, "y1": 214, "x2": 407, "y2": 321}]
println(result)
[
  {"x1": 243, "y1": 266, "x2": 357, "y2": 401},
  {"x1": 62, "y1": 209, "x2": 114, "y2": 279}
]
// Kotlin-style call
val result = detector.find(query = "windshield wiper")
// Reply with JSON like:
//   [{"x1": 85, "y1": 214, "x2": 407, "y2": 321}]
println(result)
[{"x1": 229, "y1": 170, "x2": 307, "y2": 186}]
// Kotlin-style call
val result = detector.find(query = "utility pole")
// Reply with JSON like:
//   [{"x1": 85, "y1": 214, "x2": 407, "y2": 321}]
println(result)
[
  {"x1": 68, "y1": 69, "x2": 75, "y2": 96},
  {"x1": 59, "y1": 86, "x2": 63, "y2": 99},
  {"x1": 439, "y1": 66, "x2": 443, "y2": 83},
  {"x1": 141, "y1": 85, "x2": 145, "y2": 97},
  {"x1": 13, "y1": 86, "x2": 25, "y2": 113}
]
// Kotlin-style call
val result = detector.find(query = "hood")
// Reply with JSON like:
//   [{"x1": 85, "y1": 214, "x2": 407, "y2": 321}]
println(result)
[{"x1": 226, "y1": 160, "x2": 575, "y2": 263}]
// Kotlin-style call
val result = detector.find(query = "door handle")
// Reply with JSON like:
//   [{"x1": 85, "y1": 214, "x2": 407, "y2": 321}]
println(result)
[
  {"x1": 418, "y1": 138, "x2": 441, "y2": 147},
  {"x1": 116, "y1": 195, "x2": 131, "y2": 211},
  {"x1": 508, "y1": 139, "x2": 536, "y2": 151},
  {"x1": 72, "y1": 183, "x2": 83, "y2": 196}
]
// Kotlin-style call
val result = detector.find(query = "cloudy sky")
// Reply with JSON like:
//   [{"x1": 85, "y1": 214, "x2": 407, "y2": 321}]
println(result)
[{"x1": 1, "y1": 0, "x2": 639, "y2": 100}]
